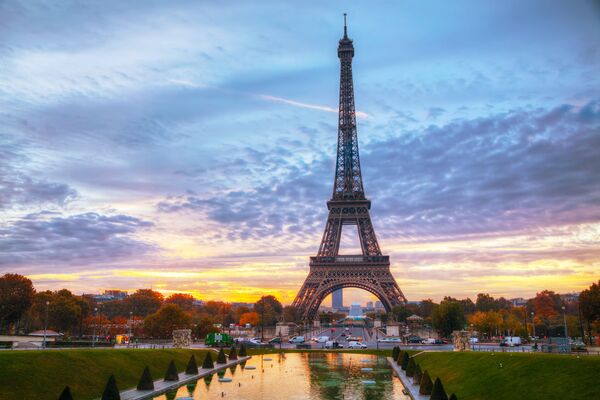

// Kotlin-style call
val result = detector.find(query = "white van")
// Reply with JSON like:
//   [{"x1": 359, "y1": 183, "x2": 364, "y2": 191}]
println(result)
[
  {"x1": 289, "y1": 336, "x2": 305, "y2": 344},
  {"x1": 325, "y1": 340, "x2": 344, "y2": 349}
]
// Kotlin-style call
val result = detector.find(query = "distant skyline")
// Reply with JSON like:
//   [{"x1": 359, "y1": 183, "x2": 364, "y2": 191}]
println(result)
[{"x1": 1, "y1": 1, "x2": 599, "y2": 304}]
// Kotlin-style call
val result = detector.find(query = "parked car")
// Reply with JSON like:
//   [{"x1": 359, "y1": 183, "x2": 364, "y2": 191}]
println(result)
[
  {"x1": 407, "y1": 336, "x2": 423, "y2": 344},
  {"x1": 289, "y1": 336, "x2": 305, "y2": 344},
  {"x1": 324, "y1": 340, "x2": 344, "y2": 349},
  {"x1": 348, "y1": 341, "x2": 367, "y2": 349},
  {"x1": 311, "y1": 337, "x2": 319, "y2": 342},
  {"x1": 500, "y1": 336, "x2": 521, "y2": 347},
  {"x1": 269, "y1": 337, "x2": 282, "y2": 344},
  {"x1": 317, "y1": 336, "x2": 329, "y2": 343},
  {"x1": 422, "y1": 338, "x2": 436, "y2": 344},
  {"x1": 469, "y1": 337, "x2": 479, "y2": 344}
]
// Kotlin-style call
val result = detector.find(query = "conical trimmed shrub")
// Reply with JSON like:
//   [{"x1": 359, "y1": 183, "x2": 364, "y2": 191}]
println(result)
[
  {"x1": 413, "y1": 363, "x2": 423, "y2": 385},
  {"x1": 229, "y1": 346, "x2": 238, "y2": 360},
  {"x1": 406, "y1": 357, "x2": 416, "y2": 377},
  {"x1": 202, "y1": 352, "x2": 214, "y2": 369},
  {"x1": 449, "y1": 394, "x2": 458, "y2": 400},
  {"x1": 401, "y1": 351, "x2": 410, "y2": 370},
  {"x1": 396, "y1": 350, "x2": 404, "y2": 365},
  {"x1": 101, "y1": 375, "x2": 120, "y2": 400},
  {"x1": 239, "y1": 343, "x2": 247, "y2": 357},
  {"x1": 392, "y1": 346, "x2": 400, "y2": 360},
  {"x1": 419, "y1": 370, "x2": 433, "y2": 395},
  {"x1": 216, "y1": 347, "x2": 227, "y2": 364},
  {"x1": 137, "y1": 366, "x2": 154, "y2": 390},
  {"x1": 430, "y1": 377, "x2": 448, "y2": 400},
  {"x1": 164, "y1": 360, "x2": 179, "y2": 381},
  {"x1": 185, "y1": 355, "x2": 198, "y2": 375},
  {"x1": 58, "y1": 386, "x2": 73, "y2": 400}
]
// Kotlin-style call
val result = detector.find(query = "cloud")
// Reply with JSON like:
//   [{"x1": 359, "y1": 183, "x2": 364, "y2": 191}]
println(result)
[
  {"x1": 0, "y1": 135, "x2": 77, "y2": 210},
  {"x1": 0, "y1": 212, "x2": 155, "y2": 268}
]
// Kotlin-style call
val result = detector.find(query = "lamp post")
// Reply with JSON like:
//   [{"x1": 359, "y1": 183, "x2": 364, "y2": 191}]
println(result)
[
  {"x1": 43, "y1": 301, "x2": 49, "y2": 349},
  {"x1": 128, "y1": 311, "x2": 133, "y2": 346},
  {"x1": 376, "y1": 327, "x2": 379, "y2": 350},
  {"x1": 92, "y1": 307, "x2": 98, "y2": 348},
  {"x1": 530, "y1": 312, "x2": 536, "y2": 338},
  {"x1": 562, "y1": 306, "x2": 568, "y2": 340}
]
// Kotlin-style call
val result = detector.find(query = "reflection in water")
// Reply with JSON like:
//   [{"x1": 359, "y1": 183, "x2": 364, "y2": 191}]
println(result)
[{"x1": 152, "y1": 353, "x2": 410, "y2": 400}]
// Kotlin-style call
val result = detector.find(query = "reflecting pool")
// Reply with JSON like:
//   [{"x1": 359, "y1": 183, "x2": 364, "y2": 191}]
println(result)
[{"x1": 152, "y1": 353, "x2": 409, "y2": 400}]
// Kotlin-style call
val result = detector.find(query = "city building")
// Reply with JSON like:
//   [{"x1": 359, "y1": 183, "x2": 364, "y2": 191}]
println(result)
[
  {"x1": 332, "y1": 289, "x2": 343, "y2": 309},
  {"x1": 366, "y1": 301, "x2": 374, "y2": 308},
  {"x1": 349, "y1": 302, "x2": 363, "y2": 317}
]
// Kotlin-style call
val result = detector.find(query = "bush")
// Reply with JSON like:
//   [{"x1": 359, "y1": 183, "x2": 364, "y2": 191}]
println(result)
[
  {"x1": 202, "y1": 352, "x2": 214, "y2": 369},
  {"x1": 392, "y1": 346, "x2": 400, "y2": 360},
  {"x1": 216, "y1": 348, "x2": 227, "y2": 364},
  {"x1": 413, "y1": 363, "x2": 423, "y2": 385},
  {"x1": 185, "y1": 355, "x2": 198, "y2": 375},
  {"x1": 396, "y1": 350, "x2": 404, "y2": 365},
  {"x1": 406, "y1": 357, "x2": 416, "y2": 377},
  {"x1": 401, "y1": 351, "x2": 410, "y2": 370},
  {"x1": 229, "y1": 346, "x2": 237, "y2": 360},
  {"x1": 449, "y1": 394, "x2": 458, "y2": 400},
  {"x1": 430, "y1": 377, "x2": 448, "y2": 400},
  {"x1": 164, "y1": 360, "x2": 179, "y2": 381},
  {"x1": 137, "y1": 366, "x2": 154, "y2": 390},
  {"x1": 101, "y1": 375, "x2": 120, "y2": 400},
  {"x1": 419, "y1": 370, "x2": 433, "y2": 395},
  {"x1": 58, "y1": 386, "x2": 73, "y2": 400},
  {"x1": 239, "y1": 343, "x2": 247, "y2": 357}
]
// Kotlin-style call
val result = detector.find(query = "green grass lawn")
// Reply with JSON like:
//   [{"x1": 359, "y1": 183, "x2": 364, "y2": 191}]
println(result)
[
  {"x1": 1, "y1": 348, "x2": 598, "y2": 400},
  {"x1": 411, "y1": 351, "x2": 600, "y2": 400},
  {"x1": 0, "y1": 348, "x2": 210, "y2": 400}
]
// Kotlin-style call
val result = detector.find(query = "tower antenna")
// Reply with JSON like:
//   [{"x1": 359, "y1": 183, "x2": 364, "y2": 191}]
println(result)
[{"x1": 343, "y1": 13, "x2": 348, "y2": 38}]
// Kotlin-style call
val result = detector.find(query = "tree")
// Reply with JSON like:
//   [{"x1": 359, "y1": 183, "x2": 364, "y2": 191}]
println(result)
[
  {"x1": 432, "y1": 300, "x2": 465, "y2": 338},
  {"x1": 101, "y1": 375, "x2": 120, "y2": 400},
  {"x1": 202, "y1": 352, "x2": 214, "y2": 369},
  {"x1": 239, "y1": 312, "x2": 259, "y2": 326},
  {"x1": 137, "y1": 366, "x2": 154, "y2": 390},
  {"x1": 254, "y1": 295, "x2": 283, "y2": 326},
  {"x1": 533, "y1": 290, "x2": 561, "y2": 319},
  {"x1": 185, "y1": 355, "x2": 198, "y2": 374},
  {"x1": 164, "y1": 360, "x2": 179, "y2": 381},
  {"x1": 406, "y1": 357, "x2": 416, "y2": 377},
  {"x1": 58, "y1": 386, "x2": 73, "y2": 400},
  {"x1": 165, "y1": 294, "x2": 195, "y2": 311},
  {"x1": 476, "y1": 293, "x2": 498, "y2": 312},
  {"x1": 401, "y1": 351, "x2": 409, "y2": 370},
  {"x1": 123, "y1": 289, "x2": 163, "y2": 317},
  {"x1": 216, "y1": 348, "x2": 227, "y2": 364},
  {"x1": 283, "y1": 305, "x2": 299, "y2": 323},
  {"x1": 0, "y1": 274, "x2": 35, "y2": 333},
  {"x1": 419, "y1": 370, "x2": 433, "y2": 395},
  {"x1": 47, "y1": 290, "x2": 82, "y2": 334},
  {"x1": 143, "y1": 304, "x2": 192, "y2": 338},
  {"x1": 228, "y1": 346, "x2": 237, "y2": 360},
  {"x1": 580, "y1": 280, "x2": 600, "y2": 344},
  {"x1": 430, "y1": 377, "x2": 449, "y2": 400},
  {"x1": 392, "y1": 305, "x2": 413, "y2": 322},
  {"x1": 418, "y1": 299, "x2": 437, "y2": 319},
  {"x1": 413, "y1": 363, "x2": 423, "y2": 385}
]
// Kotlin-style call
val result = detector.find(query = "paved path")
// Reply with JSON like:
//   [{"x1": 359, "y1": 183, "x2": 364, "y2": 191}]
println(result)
[
  {"x1": 120, "y1": 356, "x2": 251, "y2": 400},
  {"x1": 387, "y1": 357, "x2": 428, "y2": 400}
]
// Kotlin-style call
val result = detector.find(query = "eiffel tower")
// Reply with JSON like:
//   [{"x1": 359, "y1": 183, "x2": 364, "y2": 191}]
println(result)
[{"x1": 292, "y1": 15, "x2": 407, "y2": 322}]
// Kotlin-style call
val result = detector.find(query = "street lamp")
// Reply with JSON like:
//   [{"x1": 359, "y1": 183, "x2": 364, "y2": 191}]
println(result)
[
  {"x1": 128, "y1": 311, "x2": 133, "y2": 346},
  {"x1": 530, "y1": 312, "x2": 536, "y2": 338},
  {"x1": 92, "y1": 307, "x2": 98, "y2": 348},
  {"x1": 562, "y1": 306, "x2": 568, "y2": 340},
  {"x1": 43, "y1": 301, "x2": 49, "y2": 349}
]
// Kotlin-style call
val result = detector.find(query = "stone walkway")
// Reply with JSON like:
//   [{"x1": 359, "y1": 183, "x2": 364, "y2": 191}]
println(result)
[
  {"x1": 387, "y1": 357, "x2": 429, "y2": 400},
  {"x1": 120, "y1": 356, "x2": 251, "y2": 400}
]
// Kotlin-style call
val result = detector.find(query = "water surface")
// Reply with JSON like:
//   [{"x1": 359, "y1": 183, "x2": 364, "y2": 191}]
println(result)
[{"x1": 153, "y1": 353, "x2": 409, "y2": 400}]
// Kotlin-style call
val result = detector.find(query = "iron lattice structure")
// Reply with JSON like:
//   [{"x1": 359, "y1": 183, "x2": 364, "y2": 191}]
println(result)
[{"x1": 292, "y1": 17, "x2": 407, "y2": 322}]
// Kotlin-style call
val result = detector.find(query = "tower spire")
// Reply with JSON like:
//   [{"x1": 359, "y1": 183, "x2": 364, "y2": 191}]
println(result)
[{"x1": 343, "y1": 13, "x2": 348, "y2": 38}]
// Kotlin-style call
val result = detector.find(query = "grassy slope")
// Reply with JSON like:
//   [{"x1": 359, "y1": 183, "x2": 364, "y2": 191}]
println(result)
[
  {"x1": 412, "y1": 351, "x2": 600, "y2": 400},
  {"x1": 0, "y1": 348, "x2": 209, "y2": 400}
]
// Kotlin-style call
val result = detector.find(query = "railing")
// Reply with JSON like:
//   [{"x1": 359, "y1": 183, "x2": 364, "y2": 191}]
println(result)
[{"x1": 310, "y1": 255, "x2": 389, "y2": 264}]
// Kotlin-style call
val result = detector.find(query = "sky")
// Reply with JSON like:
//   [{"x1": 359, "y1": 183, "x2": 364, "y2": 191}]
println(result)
[{"x1": 1, "y1": 0, "x2": 599, "y2": 305}]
